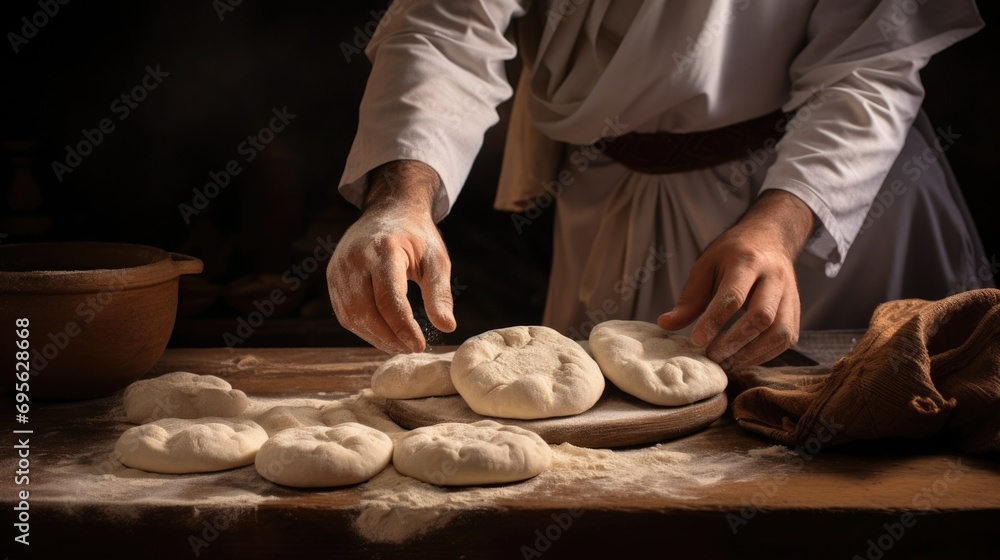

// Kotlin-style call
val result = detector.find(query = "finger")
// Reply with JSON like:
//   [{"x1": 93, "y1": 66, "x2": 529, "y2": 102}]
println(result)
[
  {"x1": 690, "y1": 267, "x2": 756, "y2": 347},
  {"x1": 371, "y1": 254, "x2": 425, "y2": 353},
  {"x1": 706, "y1": 274, "x2": 782, "y2": 364},
  {"x1": 721, "y1": 286, "x2": 800, "y2": 369},
  {"x1": 416, "y1": 249, "x2": 456, "y2": 333},
  {"x1": 351, "y1": 323, "x2": 406, "y2": 354},
  {"x1": 329, "y1": 269, "x2": 409, "y2": 353},
  {"x1": 658, "y1": 263, "x2": 714, "y2": 332}
]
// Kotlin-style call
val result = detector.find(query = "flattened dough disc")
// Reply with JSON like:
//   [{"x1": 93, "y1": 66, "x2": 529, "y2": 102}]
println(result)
[{"x1": 383, "y1": 386, "x2": 726, "y2": 448}]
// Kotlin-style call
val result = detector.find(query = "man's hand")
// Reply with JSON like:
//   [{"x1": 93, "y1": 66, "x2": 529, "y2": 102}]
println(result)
[
  {"x1": 327, "y1": 160, "x2": 456, "y2": 353},
  {"x1": 658, "y1": 190, "x2": 816, "y2": 370}
]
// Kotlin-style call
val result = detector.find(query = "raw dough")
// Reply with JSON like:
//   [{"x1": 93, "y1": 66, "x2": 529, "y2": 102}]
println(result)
[
  {"x1": 255, "y1": 423, "x2": 393, "y2": 487},
  {"x1": 123, "y1": 371, "x2": 250, "y2": 424},
  {"x1": 392, "y1": 420, "x2": 552, "y2": 486},
  {"x1": 589, "y1": 320, "x2": 728, "y2": 406},
  {"x1": 370, "y1": 351, "x2": 457, "y2": 399},
  {"x1": 115, "y1": 417, "x2": 267, "y2": 474},
  {"x1": 451, "y1": 326, "x2": 605, "y2": 419},
  {"x1": 254, "y1": 405, "x2": 326, "y2": 436}
]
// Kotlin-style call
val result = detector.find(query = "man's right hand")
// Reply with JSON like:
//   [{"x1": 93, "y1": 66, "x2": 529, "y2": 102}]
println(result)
[{"x1": 327, "y1": 160, "x2": 456, "y2": 353}]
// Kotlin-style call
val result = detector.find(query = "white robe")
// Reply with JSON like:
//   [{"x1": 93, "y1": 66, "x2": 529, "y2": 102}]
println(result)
[{"x1": 339, "y1": 0, "x2": 988, "y2": 335}]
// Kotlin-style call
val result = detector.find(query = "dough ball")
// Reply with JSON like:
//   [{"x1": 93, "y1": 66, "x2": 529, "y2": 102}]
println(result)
[
  {"x1": 255, "y1": 423, "x2": 393, "y2": 487},
  {"x1": 370, "y1": 351, "x2": 457, "y2": 399},
  {"x1": 123, "y1": 371, "x2": 249, "y2": 424},
  {"x1": 115, "y1": 418, "x2": 267, "y2": 474},
  {"x1": 451, "y1": 326, "x2": 605, "y2": 419},
  {"x1": 254, "y1": 405, "x2": 326, "y2": 437},
  {"x1": 392, "y1": 420, "x2": 552, "y2": 486},
  {"x1": 589, "y1": 320, "x2": 728, "y2": 406}
]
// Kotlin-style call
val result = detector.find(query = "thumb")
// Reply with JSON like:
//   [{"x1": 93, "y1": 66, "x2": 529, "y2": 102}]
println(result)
[
  {"x1": 417, "y1": 252, "x2": 456, "y2": 333},
  {"x1": 658, "y1": 264, "x2": 712, "y2": 334}
]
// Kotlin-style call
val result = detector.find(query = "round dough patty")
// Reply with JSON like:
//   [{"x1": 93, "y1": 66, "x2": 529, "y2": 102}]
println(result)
[
  {"x1": 255, "y1": 423, "x2": 393, "y2": 487},
  {"x1": 451, "y1": 326, "x2": 605, "y2": 419},
  {"x1": 123, "y1": 371, "x2": 250, "y2": 424},
  {"x1": 115, "y1": 417, "x2": 267, "y2": 474},
  {"x1": 370, "y1": 351, "x2": 457, "y2": 399},
  {"x1": 393, "y1": 420, "x2": 552, "y2": 486},
  {"x1": 589, "y1": 320, "x2": 728, "y2": 406}
]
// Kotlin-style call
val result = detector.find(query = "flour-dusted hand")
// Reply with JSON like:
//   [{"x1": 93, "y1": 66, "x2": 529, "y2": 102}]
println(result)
[
  {"x1": 658, "y1": 190, "x2": 816, "y2": 370},
  {"x1": 327, "y1": 160, "x2": 456, "y2": 354}
]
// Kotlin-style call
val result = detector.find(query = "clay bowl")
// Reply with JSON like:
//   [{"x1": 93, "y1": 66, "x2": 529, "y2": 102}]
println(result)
[{"x1": 0, "y1": 242, "x2": 203, "y2": 399}]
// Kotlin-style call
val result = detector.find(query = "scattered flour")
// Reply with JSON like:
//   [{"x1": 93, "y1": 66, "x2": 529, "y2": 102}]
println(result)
[
  {"x1": 353, "y1": 437, "x2": 789, "y2": 543},
  {"x1": 26, "y1": 388, "x2": 791, "y2": 544}
]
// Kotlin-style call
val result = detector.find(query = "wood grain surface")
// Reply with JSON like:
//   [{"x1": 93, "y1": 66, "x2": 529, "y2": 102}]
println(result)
[{"x1": 3, "y1": 336, "x2": 998, "y2": 560}]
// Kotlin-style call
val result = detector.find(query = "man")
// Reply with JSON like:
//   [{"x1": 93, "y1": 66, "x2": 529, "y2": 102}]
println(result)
[{"x1": 327, "y1": 0, "x2": 988, "y2": 369}]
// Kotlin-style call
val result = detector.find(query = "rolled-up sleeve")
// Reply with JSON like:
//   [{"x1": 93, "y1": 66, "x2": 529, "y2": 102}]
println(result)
[
  {"x1": 339, "y1": 0, "x2": 528, "y2": 222},
  {"x1": 761, "y1": 0, "x2": 983, "y2": 277}
]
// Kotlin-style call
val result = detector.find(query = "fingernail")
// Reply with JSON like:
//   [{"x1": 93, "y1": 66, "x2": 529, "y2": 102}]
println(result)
[{"x1": 719, "y1": 359, "x2": 733, "y2": 370}]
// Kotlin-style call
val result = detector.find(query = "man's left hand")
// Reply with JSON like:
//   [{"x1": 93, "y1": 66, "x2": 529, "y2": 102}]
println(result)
[{"x1": 657, "y1": 190, "x2": 817, "y2": 370}]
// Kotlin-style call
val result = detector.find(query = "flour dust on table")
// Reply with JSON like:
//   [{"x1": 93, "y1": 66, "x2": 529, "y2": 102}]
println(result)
[
  {"x1": 28, "y1": 373, "x2": 796, "y2": 546},
  {"x1": 252, "y1": 404, "x2": 327, "y2": 436}
]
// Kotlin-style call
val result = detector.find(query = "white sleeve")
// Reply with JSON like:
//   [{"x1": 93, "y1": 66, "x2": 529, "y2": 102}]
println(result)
[
  {"x1": 338, "y1": 0, "x2": 529, "y2": 222},
  {"x1": 760, "y1": 0, "x2": 983, "y2": 277}
]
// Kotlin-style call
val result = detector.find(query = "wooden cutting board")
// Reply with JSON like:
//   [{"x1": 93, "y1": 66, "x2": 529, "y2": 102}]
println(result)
[{"x1": 382, "y1": 385, "x2": 728, "y2": 448}]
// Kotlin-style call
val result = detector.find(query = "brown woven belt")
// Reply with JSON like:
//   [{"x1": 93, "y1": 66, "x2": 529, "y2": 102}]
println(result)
[{"x1": 598, "y1": 109, "x2": 793, "y2": 175}]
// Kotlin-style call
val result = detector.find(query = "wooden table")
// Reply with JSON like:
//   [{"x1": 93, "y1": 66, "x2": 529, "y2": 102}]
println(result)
[{"x1": 4, "y1": 335, "x2": 998, "y2": 559}]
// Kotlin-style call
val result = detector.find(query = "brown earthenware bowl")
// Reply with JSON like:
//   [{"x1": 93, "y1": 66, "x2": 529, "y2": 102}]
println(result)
[{"x1": 0, "y1": 242, "x2": 203, "y2": 399}]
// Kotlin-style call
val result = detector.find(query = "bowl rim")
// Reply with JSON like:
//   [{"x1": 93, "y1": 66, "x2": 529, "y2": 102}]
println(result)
[{"x1": 0, "y1": 241, "x2": 203, "y2": 294}]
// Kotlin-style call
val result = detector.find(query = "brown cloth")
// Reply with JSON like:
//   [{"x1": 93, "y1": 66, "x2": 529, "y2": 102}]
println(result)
[{"x1": 731, "y1": 288, "x2": 1000, "y2": 453}]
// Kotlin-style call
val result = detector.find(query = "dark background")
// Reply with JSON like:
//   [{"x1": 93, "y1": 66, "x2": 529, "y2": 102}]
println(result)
[{"x1": 2, "y1": 0, "x2": 997, "y2": 349}]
